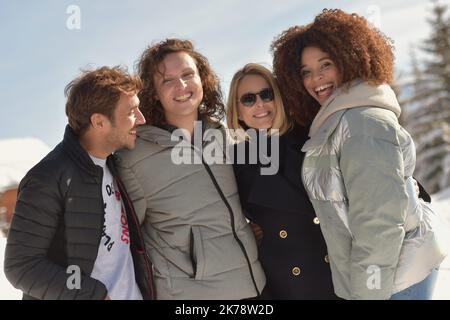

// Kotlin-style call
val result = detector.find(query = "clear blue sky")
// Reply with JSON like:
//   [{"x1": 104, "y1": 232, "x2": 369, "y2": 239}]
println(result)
[{"x1": 0, "y1": 0, "x2": 439, "y2": 147}]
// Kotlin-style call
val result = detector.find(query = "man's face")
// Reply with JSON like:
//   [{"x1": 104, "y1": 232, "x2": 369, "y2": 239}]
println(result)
[
  {"x1": 153, "y1": 51, "x2": 203, "y2": 125},
  {"x1": 106, "y1": 93, "x2": 146, "y2": 151}
]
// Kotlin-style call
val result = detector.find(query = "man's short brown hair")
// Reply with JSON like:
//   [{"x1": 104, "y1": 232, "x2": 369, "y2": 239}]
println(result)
[{"x1": 65, "y1": 66, "x2": 143, "y2": 135}]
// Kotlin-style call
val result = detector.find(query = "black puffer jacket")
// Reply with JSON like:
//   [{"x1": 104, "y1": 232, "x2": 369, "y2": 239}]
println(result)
[{"x1": 4, "y1": 125, "x2": 155, "y2": 300}]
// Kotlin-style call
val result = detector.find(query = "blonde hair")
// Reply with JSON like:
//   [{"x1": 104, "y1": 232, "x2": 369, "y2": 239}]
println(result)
[{"x1": 226, "y1": 63, "x2": 292, "y2": 141}]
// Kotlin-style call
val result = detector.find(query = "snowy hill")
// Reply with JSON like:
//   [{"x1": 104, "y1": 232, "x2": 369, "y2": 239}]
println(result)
[{"x1": 0, "y1": 138, "x2": 51, "y2": 192}]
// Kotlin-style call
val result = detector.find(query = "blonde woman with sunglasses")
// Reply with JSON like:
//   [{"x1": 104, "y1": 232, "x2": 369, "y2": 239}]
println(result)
[{"x1": 226, "y1": 63, "x2": 338, "y2": 299}]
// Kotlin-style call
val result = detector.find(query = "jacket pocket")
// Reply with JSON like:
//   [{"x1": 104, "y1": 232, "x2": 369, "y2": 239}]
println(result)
[
  {"x1": 189, "y1": 226, "x2": 206, "y2": 280},
  {"x1": 394, "y1": 200, "x2": 449, "y2": 293}
]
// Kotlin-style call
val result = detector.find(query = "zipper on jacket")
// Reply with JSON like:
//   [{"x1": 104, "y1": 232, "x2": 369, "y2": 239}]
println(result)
[
  {"x1": 189, "y1": 228, "x2": 197, "y2": 278},
  {"x1": 116, "y1": 178, "x2": 156, "y2": 300},
  {"x1": 198, "y1": 149, "x2": 261, "y2": 298}
]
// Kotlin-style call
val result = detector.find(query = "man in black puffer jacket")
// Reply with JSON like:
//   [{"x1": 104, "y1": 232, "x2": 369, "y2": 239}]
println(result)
[{"x1": 4, "y1": 66, "x2": 155, "y2": 300}]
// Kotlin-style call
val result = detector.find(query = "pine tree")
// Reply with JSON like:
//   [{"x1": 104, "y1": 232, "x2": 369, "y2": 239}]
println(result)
[{"x1": 403, "y1": 1, "x2": 450, "y2": 194}]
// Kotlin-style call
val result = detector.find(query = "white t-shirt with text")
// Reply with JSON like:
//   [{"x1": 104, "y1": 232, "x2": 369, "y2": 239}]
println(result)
[{"x1": 89, "y1": 155, "x2": 143, "y2": 300}]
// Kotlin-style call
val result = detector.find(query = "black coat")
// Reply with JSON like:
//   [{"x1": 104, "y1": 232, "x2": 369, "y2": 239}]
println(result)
[
  {"x1": 233, "y1": 126, "x2": 337, "y2": 299},
  {"x1": 4, "y1": 125, "x2": 155, "y2": 300}
]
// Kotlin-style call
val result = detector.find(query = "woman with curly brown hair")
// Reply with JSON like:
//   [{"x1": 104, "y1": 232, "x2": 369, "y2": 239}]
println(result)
[
  {"x1": 114, "y1": 39, "x2": 266, "y2": 299},
  {"x1": 271, "y1": 9, "x2": 447, "y2": 300}
]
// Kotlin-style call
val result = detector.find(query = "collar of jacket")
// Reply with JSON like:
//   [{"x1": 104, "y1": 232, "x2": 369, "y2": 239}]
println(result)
[
  {"x1": 235, "y1": 131, "x2": 273, "y2": 168},
  {"x1": 136, "y1": 120, "x2": 223, "y2": 148},
  {"x1": 235, "y1": 125, "x2": 307, "y2": 174},
  {"x1": 285, "y1": 125, "x2": 309, "y2": 149},
  {"x1": 61, "y1": 125, "x2": 108, "y2": 180},
  {"x1": 237, "y1": 126, "x2": 312, "y2": 213},
  {"x1": 302, "y1": 109, "x2": 347, "y2": 152},
  {"x1": 303, "y1": 80, "x2": 401, "y2": 152},
  {"x1": 308, "y1": 79, "x2": 401, "y2": 138}
]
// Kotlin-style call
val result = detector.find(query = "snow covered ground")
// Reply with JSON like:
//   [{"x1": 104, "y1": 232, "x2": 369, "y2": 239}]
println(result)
[
  {"x1": 0, "y1": 188, "x2": 449, "y2": 300},
  {"x1": 0, "y1": 138, "x2": 50, "y2": 192},
  {"x1": 430, "y1": 187, "x2": 450, "y2": 300},
  {"x1": 0, "y1": 237, "x2": 21, "y2": 300}
]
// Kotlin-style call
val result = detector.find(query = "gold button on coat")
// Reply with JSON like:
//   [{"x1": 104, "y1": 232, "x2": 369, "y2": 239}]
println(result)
[
  {"x1": 292, "y1": 267, "x2": 301, "y2": 276},
  {"x1": 324, "y1": 255, "x2": 330, "y2": 263},
  {"x1": 313, "y1": 217, "x2": 320, "y2": 225},
  {"x1": 279, "y1": 230, "x2": 288, "y2": 239}
]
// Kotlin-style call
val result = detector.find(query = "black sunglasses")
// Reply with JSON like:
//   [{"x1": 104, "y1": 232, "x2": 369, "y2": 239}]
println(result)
[{"x1": 239, "y1": 88, "x2": 274, "y2": 107}]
